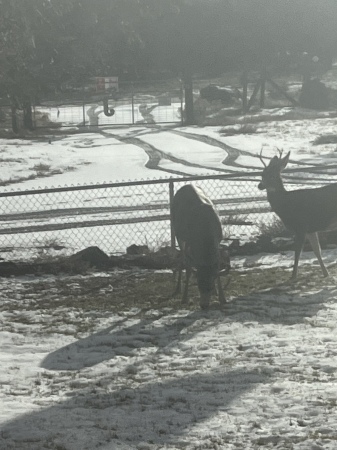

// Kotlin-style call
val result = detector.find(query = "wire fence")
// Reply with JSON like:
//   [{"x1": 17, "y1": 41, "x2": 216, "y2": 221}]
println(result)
[
  {"x1": 0, "y1": 80, "x2": 183, "y2": 131},
  {"x1": 1, "y1": 166, "x2": 336, "y2": 262}
]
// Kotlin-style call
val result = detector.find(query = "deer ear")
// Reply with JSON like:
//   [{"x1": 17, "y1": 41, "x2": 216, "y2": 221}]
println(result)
[
  {"x1": 280, "y1": 151, "x2": 290, "y2": 170},
  {"x1": 269, "y1": 155, "x2": 279, "y2": 166}
]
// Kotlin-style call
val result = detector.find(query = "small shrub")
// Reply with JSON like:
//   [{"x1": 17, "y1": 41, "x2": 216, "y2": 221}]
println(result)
[
  {"x1": 32, "y1": 163, "x2": 51, "y2": 173},
  {"x1": 258, "y1": 217, "x2": 288, "y2": 239},
  {"x1": 313, "y1": 134, "x2": 337, "y2": 146},
  {"x1": 34, "y1": 238, "x2": 67, "y2": 262},
  {"x1": 221, "y1": 214, "x2": 252, "y2": 239}
]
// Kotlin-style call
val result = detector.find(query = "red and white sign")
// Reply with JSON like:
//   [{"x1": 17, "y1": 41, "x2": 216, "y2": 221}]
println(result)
[{"x1": 95, "y1": 77, "x2": 118, "y2": 92}]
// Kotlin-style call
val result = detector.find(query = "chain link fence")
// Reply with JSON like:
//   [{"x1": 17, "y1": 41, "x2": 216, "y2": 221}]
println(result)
[
  {"x1": 0, "y1": 172, "x2": 264, "y2": 261},
  {"x1": 1, "y1": 166, "x2": 336, "y2": 262}
]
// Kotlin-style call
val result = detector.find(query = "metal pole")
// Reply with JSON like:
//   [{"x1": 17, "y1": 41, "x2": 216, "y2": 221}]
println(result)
[
  {"x1": 242, "y1": 70, "x2": 248, "y2": 113},
  {"x1": 131, "y1": 83, "x2": 135, "y2": 125},
  {"x1": 82, "y1": 87, "x2": 86, "y2": 127},
  {"x1": 180, "y1": 80, "x2": 184, "y2": 126},
  {"x1": 169, "y1": 180, "x2": 176, "y2": 249}
]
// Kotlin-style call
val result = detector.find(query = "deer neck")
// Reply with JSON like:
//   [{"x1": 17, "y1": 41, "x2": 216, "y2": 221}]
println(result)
[{"x1": 266, "y1": 177, "x2": 286, "y2": 201}]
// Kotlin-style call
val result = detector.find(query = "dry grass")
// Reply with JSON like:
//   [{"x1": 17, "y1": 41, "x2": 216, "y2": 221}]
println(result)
[
  {"x1": 258, "y1": 217, "x2": 288, "y2": 238},
  {"x1": 11, "y1": 263, "x2": 334, "y2": 318},
  {"x1": 4, "y1": 260, "x2": 337, "y2": 339}
]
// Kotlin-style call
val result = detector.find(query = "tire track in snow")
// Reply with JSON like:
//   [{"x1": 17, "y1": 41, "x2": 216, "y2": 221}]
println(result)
[
  {"x1": 171, "y1": 130, "x2": 323, "y2": 171},
  {"x1": 171, "y1": 130, "x2": 259, "y2": 169},
  {"x1": 103, "y1": 128, "x2": 321, "y2": 177},
  {"x1": 104, "y1": 132, "x2": 233, "y2": 176}
]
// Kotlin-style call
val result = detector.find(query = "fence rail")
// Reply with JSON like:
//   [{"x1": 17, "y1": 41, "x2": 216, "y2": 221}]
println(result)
[{"x1": 1, "y1": 165, "x2": 337, "y2": 261}]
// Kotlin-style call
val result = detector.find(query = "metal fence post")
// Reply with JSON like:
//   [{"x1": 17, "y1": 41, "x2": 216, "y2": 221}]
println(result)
[
  {"x1": 82, "y1": 90, "x2": 86, "y2": 127},
  {"x1": 169, "y1": 180, "x2": 176, "y2": 249},
  {"x1": 131, "y1": 83, "x2": 135, "y2": 125},
  {"x1": 180, "y1": 80, "x2": 184, "y2": 126}
]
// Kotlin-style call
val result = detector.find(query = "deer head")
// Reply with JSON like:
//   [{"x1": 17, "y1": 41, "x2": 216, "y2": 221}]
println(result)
[{"x1": 258, "y1": 149, "x2": 290, "y2": 191}]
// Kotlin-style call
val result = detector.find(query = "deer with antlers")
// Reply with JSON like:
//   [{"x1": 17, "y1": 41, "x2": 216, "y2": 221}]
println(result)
[{"x1": 258, "y1": 150, "x2": 337, "y2": 279}]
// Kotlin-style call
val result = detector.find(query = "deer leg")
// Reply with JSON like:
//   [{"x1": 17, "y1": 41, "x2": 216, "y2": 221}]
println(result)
[
  {"x1": 172, "y1": 264, "x2": 182, "y2": 297},
  {"x1": 172, "y1": 242, "x2": 184, "y2": 297},
  {"x1": 216, "y1": 276, "x2": 226, "y2": 305},
  {"x1": 292, "y1": 233, "x2": 306, "y2": 279},
  {"x1": 182, "y1": 263, "x2": 192, "y2": 304},
  {"x1": 307, "y1": 232, "x2": 329, "y2": 277}
]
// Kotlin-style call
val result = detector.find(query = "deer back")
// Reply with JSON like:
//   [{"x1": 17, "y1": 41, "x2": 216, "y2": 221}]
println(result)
[
  {"x1": 259, "y1": 151, "x2": 337, "y2": 234},
  {"x1": 171, "y1": 184, "x2": 222, "y2": 267},
  {"x1": 269, "y1": 184, "x2": 337, "y2": 234}
]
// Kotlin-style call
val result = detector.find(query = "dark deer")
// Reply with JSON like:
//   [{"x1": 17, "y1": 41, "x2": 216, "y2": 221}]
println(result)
[
  {"x1": 258, "y1": 150, "x2": 337, "y2": 279},
  {"x1": 171, "y1": 184, "x2": 227, "y2": 308}
]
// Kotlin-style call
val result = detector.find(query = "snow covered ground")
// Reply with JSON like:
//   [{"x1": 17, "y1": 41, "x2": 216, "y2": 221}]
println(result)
[
  {"x1": 1, "y1": 252, "x2": 337, "y2": 449},
  {"x1": 2, "y1": 107, "x2": 337, "y2": 190},
  {"x1": 2, "y1": 105, "x2": 337, "y2": 449}
]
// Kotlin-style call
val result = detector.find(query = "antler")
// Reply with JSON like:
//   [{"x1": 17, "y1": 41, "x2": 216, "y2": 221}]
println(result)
[
  {"x1": 276, "y1": 147, "x2": 283, "y2": 159},
  {"x1": 259, "y1": 148, "x2": 267, "y2": 167}
]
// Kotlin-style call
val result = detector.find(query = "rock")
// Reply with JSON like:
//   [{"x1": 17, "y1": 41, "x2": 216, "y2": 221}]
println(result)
[
  {"x1": 299, "y1": 78, "x2": 329, "y2": 110},
  {"x1": 69, "y1": 246, "x2": 110, "y2": 268},
  {"x1": 200, "y1": 85, "x2": 234, "y2": 104},
  {"x1": 126, "y1": 244, "x2": 150, "y2": 255},
  {"x1": 0, "y1": 262, "x2": 22, "y2": 276}
]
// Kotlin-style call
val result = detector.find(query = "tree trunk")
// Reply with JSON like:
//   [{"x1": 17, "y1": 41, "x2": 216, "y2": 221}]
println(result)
[
  {"x1": 260, "y1": 68, "x2": 266, "y2": 108},
  {"x1": 11, "y1": 104, "x2": 18, "y2": 134},
  {"x1": 183, "y1": 73, "x2": 195, "y2": 125},
  {"x1": 23, "y1": 100, "x2": 34, "y2": 130}
]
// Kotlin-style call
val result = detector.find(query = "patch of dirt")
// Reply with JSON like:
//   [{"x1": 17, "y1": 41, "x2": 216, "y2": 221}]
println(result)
[{"x1": 3, "y1": 263, "x2": 335, "y2": 318}]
